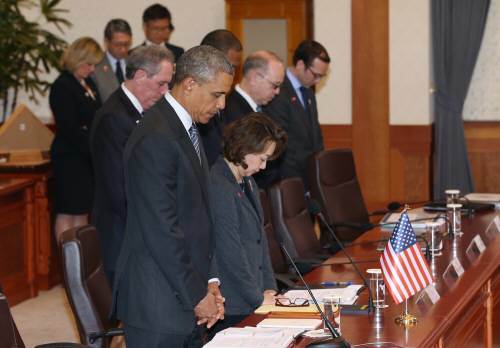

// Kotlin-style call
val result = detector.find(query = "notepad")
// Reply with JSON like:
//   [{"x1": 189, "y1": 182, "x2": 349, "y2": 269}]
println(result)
[
  {"x1": 257, "y1": 318, "x2": 322, "y2": 330},
  {"x1": 203, "y1": 327, "x2": 304, "y2": 348}
]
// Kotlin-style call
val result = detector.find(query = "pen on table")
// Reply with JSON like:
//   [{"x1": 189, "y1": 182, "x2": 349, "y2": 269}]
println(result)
[{"x1": 321, "y1": 281, "x2": 352, "y2": 287}]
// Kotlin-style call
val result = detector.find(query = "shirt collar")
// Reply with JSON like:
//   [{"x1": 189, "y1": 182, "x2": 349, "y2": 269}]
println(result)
[
  {"x1": 121, "y1": 84, "x2": 143, "y2": 115},
  {"x1": 286, "y1": 68, "x2": 303, "y2": 91},
  {"x1": 235, "y1": 84, "x2": 259, "y2": 111},
  {"x1": 164, "y1": 92, "x2": 193, "y2": 133},
  {"x1": 106, "y1": 51, "x2": 125, "y2": 72}
]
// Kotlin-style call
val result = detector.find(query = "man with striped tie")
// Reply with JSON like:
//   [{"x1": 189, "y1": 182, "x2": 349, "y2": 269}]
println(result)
[{"x1": 112, "y1": 45, "x2": 234, "y2": 348}]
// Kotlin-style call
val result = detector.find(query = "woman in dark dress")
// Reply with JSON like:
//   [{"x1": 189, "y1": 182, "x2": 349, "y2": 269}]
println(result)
[
  {"x1": 49, "y1": 37, "x2": 103, "y2": 241},
  {"x1": 208, "y1": 113, "x2": 287, "y2": 336}
]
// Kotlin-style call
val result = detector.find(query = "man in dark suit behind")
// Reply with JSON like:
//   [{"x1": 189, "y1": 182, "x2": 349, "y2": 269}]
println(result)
[
  {"x1": 200, "y1": 50, "x2": 284, "y2": 167},
  {"x1": 113, "y1": 46, "x2": 234, "y2": 347},
  {"x1": 198, "y1": 29, "x2": 243, "y2": 167},
  {"x1": 134, "y1": 3, "x2": 184, "y2": 61},
  {"x1": 90, "y1": 45, "x2": 175, "y2": 286},
  {"x1": 264, "y1": 40, "x2": 330, "y2": 191}
]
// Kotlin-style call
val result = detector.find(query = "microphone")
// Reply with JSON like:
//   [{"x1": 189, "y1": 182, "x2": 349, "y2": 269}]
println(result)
[
  {"x1": 308, "y1": 199, "x2": 374, "y2": 314},
  {"x1": 280, "y1": 244, "x2": 351, "y2": 348}
]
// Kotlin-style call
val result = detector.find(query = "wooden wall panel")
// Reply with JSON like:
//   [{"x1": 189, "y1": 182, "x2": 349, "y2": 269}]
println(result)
[
  {"x1": 321, "y1": 124, "x2": 432, "y2": 207},
  {"x1": 465, "y1": 122, "x2": 500, "y2": 193},
  {"x1": 351, "y1": 0, "x2": 390, "y2": 208}
]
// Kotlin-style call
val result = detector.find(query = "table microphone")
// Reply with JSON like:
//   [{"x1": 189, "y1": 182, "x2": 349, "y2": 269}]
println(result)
[
  {"x1": 280, "y1": 244, "x2": 351, "y2": 348},
  {"x1": 308, "y1": 199, "x2": 374, "y2": 314}
]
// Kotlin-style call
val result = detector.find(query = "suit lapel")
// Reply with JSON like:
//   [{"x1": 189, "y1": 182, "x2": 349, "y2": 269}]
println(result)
[
  {"x1": 157, "y1": 99, "x2": 211, "y2": 205},
  {"x1": 219, "y1": 160, "x2": 262, "y2": 226},
  {"x1": 117, "y1": 88, "x2": 142, "y2": 123},
  {"x1": 285, "y1": 77, "x2": 315, "y2": 143}
]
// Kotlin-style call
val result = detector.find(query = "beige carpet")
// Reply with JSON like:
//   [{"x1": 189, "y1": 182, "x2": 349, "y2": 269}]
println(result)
[{"x1": 11, "y1": 285, "x2": 80, "y2": 347}]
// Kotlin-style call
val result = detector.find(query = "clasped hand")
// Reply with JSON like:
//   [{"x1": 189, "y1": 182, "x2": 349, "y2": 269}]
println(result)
[{"x1": 194, "y1": 283, "x2": 225, "y2": 328}]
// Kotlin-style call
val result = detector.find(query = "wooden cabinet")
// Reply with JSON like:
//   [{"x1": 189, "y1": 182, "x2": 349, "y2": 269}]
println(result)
[
  {"x1": 0, "y1": 162, "x2": 60, "y2": 292},
  {"x1": 0, "y1": 179, "x2": 37, "y2": 305}
]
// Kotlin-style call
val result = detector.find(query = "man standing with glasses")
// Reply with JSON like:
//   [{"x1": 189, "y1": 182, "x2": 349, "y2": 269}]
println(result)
[
  {"x1": 201, "y1": 50, "x2": 284, "y2": 167},
  {"x1": 264, "y1": 40, "x2": 330, "y2": 191},
  {"x1": 92, "y1": 19, "x2": 132, "y2": 102},
  {"x1": 135, "y1": 3, "x2": 184, "y2": 61}
]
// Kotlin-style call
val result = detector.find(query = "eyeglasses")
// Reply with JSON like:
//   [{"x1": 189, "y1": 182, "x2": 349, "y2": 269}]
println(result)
[
  {"x1": 307, "y1": 66, "x2": 327, "y2": 80},
  {"x1": 257, "y1": 72, "x2": 282, "y2": 90},
  {"x1": 275, "y1": 297, "x2": 310, "y2": 307}
]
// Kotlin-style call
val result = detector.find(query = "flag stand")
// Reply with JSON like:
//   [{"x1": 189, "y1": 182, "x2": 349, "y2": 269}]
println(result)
[{"x1": 395, "y1": 299, "x2": 417, "y2": 327}]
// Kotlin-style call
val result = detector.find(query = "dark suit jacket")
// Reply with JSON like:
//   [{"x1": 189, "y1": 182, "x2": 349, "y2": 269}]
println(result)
[
  {"x1": 112, "y1": 97, "x2": 216, "y2": 334},
  {"x1": 199, "y1": 89, "x2": 253, "y2": 167},
  {"x1": 49, "y1": 70, "x2": 101, "y2": 157},
  {"x1": 132, "y1": 42, "x2": 184, "y2": 61},
  {"x1": 263, "y1": 75, "x2": 324, "y2": 189},
  {"x1": 210, "y1": 158, "x2": 276, "y2": 315},
  {"x1": 89, "y1": 88, "x2": 142, "y2": 276},
  {"x1": 165, "y1": 42, "x2": 184, "y2": 61}
]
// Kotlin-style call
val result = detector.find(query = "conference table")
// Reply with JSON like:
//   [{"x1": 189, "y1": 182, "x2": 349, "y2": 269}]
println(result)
[{"x1": 239, "y1": 209, "x2": 500, "y2": 347}]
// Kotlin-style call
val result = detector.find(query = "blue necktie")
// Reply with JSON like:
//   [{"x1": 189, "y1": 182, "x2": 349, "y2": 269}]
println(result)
[
  {"x1": 256, "y1": 105, "x2": 263, "y2": 112},
  {"x1": 115, "y1": 60, "x2": 124, "y2": 84},
  {"x1": 188, "y1": 124, "x2": 201, "y2": 163}
]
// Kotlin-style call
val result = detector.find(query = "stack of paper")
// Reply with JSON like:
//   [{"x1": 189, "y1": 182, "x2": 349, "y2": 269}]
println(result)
[
  {"x1": 257, "y1": 318, "x2": 322, "y2": 330},
  {"x1": 380, "y1": 208, "x2": 444, "y2": 232},
  {"x1": 466, "y1": 193, "x2": 500, "y2": 209},
  {"x1": 282, "y1": 285, "x2": 364, "y2": 305},
  {"x1": 203, "y1": 326, "x2": 305, "y2": 348}
]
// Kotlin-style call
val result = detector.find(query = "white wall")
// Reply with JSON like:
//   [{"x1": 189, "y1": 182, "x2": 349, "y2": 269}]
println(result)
[
  {"x1": 14, "y1": 0, "x2": 225, "y2": 123},
  {"x1": 389, "y1": 0, "x2": 432, "y2": 125},
  {"x1": 314, "y1": 0, "x2": 352, "y2": 125},
  {"x1": 12, "y1": 0, "x2": 433, "y2": 126}
]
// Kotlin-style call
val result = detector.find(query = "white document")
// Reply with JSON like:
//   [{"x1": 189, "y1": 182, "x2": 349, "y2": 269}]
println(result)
[
  {"x1": 465, "y1": 193, "x2": 500, "y2": 205},
  {"x1": 283, "y1": 285, "x2": 363, "y2": 305},
  {"x1": 381, "y1": 208, "x2": 444, "y2": 232},
  {"x1": 257, "y1": 318, "x2": 322, "y2": 330},
  {"x1": 203, "y1": 327, "x2": 304, "y2": 348}
]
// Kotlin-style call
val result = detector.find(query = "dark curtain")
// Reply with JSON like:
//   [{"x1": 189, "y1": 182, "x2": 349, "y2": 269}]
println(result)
[{"x1": 432, "y1": 0, "x2": 490, "y2": 199}]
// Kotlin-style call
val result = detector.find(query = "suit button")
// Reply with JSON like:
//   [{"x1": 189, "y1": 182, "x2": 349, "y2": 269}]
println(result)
[
  {"x1": 257, "y1": 239, "x2": 261, "y2": 244},
  {"x1": 208, "y1": 253, "x2": 212, "y2": 260},
  {"x1": 259, "y1": 266, "x2": 262, "y2": 270}
]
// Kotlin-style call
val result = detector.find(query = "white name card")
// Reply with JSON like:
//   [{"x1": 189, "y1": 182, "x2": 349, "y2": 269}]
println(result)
[
  {"x1": 443, "y1": 257, "x2": 465, "y2": 280},
  {"x1": 494, "y1": 216, "x2": 500, "y2": 233},
  {"x1": 472, "y1": 235, "x2": 486, "y2": 253},
  {"x1": 415, "y1": 284, "x2": 440, "y2": 305}
]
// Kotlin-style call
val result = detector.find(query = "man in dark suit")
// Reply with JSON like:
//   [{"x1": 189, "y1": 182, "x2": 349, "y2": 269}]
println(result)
[
  {"x1": 134, "y1": 3, "x2": 184, "y2": 61},
  {"x1": 90, "y1": 45, "x2": 175, "y2": 286},
  {"x1": 113, "y1": 46, "x2": 234, "y2": 347},
  {"x1": 264, "y1": 40, "x2": 330, "y2": 191},
  {"x1": 91, "y1": 19, "x2": 133, "y2": 103},
  {"x1": 198, "y1": 29, "x2": 243, "y2": 167},
  {"x1": 200, "y1": 50, "x2": 284, "y2": 167}
]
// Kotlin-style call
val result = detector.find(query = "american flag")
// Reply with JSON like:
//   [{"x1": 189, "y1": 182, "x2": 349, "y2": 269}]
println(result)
[{"x1": 380, "y1": 211, "x2": 433, "y2": 304}]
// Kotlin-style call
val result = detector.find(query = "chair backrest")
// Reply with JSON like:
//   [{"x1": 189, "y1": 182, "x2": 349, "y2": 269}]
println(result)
[
  {"x1": 259, "y1": 189, "x2": 289, "y2": 273},
  {"x1": 0, "y1": 284, "x2": 25, "y2": 348},
  {"x1": 309, "y1": 148, "x2": 369, "y2": 241},
  {"x1": 60, "y1": 225, "x2": 114, "y2": 348},
  {"x1": 268, "y1": 177, "x2": 322, "y2": 260}
]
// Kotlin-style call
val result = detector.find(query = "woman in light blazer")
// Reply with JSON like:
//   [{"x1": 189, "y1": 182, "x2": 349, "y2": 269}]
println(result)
[{"x1": 208, "y1": 112, "x2": 287, "y2": 336}]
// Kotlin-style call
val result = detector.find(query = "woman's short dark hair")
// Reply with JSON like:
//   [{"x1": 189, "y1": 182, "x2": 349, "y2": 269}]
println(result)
[{"x1": 223, "y1": 113, "x2": 287, "y2": 169}]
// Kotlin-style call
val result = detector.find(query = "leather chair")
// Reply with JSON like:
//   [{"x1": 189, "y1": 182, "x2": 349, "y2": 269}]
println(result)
[
  {"x1": 268, "y1": 177, "x2": 328, "y2": 269},
  {"x1": 309, "y1": 148, "x2": 371, "y2": 242},
  {"x1": 60, "y1": 226, "x2": 123, "y2": 348},
  {"x1": 0, "y1": 283, "x2": 88, "y2": 348},
  {"x1": 259, "y1": 190, "x2": 296, "y2": 290}
]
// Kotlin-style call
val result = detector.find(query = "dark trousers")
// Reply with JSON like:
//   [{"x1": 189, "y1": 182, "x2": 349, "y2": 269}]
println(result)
[{"x1": 124, "y1": 323, "x2": 204, "y2": 348}]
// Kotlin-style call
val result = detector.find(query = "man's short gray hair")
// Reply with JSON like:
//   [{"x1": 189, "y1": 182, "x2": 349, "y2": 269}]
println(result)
[
  {"x1": 173, "y1": 45, "x2": 234, "y2": 85},
  {"x1": 125, "y1": 45, "x2": 175, "y2": 80},
  {"x1": 242, "y1": 50, "x2": 282, "y2": 76}
]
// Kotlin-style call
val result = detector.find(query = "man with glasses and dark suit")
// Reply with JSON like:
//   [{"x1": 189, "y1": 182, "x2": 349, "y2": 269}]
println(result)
[{"x1": 263, "y1": 40, "x2": 330, "y2": 191}]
